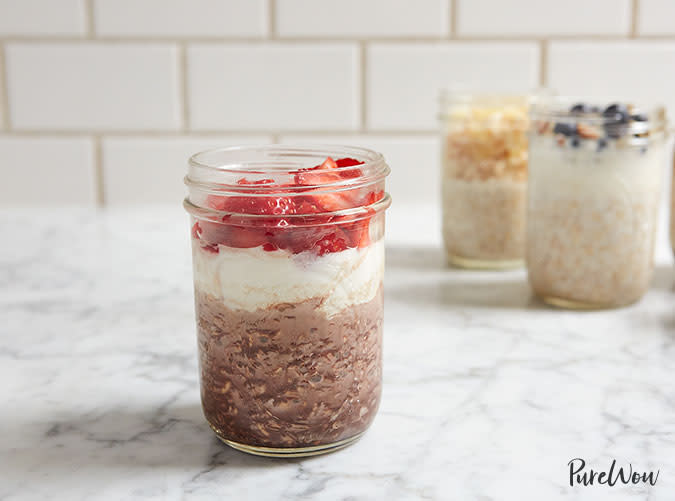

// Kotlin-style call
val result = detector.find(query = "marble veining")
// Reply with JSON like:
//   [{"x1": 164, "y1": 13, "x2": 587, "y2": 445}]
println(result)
[{"x1": 1, "y1": 207, "x2": 674, "y2": 501}]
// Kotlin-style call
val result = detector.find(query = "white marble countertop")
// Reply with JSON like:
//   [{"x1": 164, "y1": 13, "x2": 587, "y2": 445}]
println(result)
[{"x1": 2, "y1": 206, "x2": 674, "y2": 501}]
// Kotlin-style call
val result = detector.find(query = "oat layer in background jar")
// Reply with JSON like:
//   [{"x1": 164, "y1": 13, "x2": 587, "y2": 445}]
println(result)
[
  {"x1": 184, "y1": 145, "x2": 391, "y2": 457},
  {"x1": 527, "y1": 99, "x2": 669, "y2": 309},
  {"x1": 439, "y1": 92, "x2": 529, "y2": 269}
]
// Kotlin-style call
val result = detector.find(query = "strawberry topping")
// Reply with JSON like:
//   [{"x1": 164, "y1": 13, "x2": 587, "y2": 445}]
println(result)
[{"x1": 192, "y1": 157, "x2": 384, "y2": 255}]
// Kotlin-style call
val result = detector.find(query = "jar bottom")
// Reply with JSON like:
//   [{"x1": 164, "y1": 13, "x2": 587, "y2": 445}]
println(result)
[
  {"x1": 208, "y1": 423, "x2": 365, "y2": 458},
  {"x1": 446, "y1": 251, "x2": 524, "y2": 270},
  {"x1": 538, "y1": 293, "x2": 641, "y2": 310}
]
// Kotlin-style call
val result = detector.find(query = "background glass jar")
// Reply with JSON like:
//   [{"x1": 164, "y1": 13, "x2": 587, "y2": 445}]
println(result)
[
  {"x1": 671, "y1": 153, "x2": 675, "y2": 257},
  {"x1": 527, "y1": 99, "x2": 668, "y2": 309},
  {"x1": 184, "y1": 145, "x2": 391, "y2": 457},
  {"x1": 439, "y1": 92, "x2": 530, "y2": 269}
]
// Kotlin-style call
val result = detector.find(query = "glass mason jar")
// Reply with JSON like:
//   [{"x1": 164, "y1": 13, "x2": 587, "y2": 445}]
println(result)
[
  {"x1": 439, "y1": 92, "x2": 530, "y2": 269},
  {"x1": 184, "y1": 145, "x2": 391, "y2": 457},
  {"x1": 527, "y1": 99, "x2": 669, "y2": 309}
]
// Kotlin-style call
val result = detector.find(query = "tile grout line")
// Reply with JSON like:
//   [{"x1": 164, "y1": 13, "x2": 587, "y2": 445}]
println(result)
[
  {"x1": 539, "y1": 39, "x2": 548, "y2": 87},
  {"x1": 178, "y1": 43, "x2": 189, "y2": 131},
  {"x1": 268, "y1": 0, "x2": 276, "y2": 39},
  {"x1": 359, "y1": 41, "x2": 367, "y2": 132},
  {"x1": 631, "y1": 0, "x2": 639, "y2": 38},
  {"x1": 0, "y1": 44, "x2": 9, "y2": 130},
  {"x1": 93, "y1": 135, "x2": 105, "y2": 207},
  {"x1": 84, "y1": 0, "x2": 95, "y2": 38},
  {"x1": 5, "y1": 35, "x2": 675, "y2": 44},
  {"x1": 449, "y1": 0, "x2": 457, "y2": 39}
]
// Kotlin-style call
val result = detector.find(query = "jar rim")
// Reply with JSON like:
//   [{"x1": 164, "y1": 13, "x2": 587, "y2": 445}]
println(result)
[
  {"x1": 529, "y1": 96, "x2": 668, "y2": 138},
  {"x1": 438, "y1": 90, "x2": 532, "y2": 123},
  {"x1": 187, "y1": 144, "x2": 389, "y2": 191},
  {"x1": 184, "y1": 144, "x2": 391, "y2": 222}
]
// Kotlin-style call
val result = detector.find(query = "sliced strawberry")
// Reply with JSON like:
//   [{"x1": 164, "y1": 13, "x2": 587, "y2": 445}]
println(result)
[
  {"x1": 225, "y1": 226, "x2": 268, "y2": 249},
  {"x1": 295, "y1": 169, "x2": 342, "y2": 187},
  {"x1": 237, "y1": 178, "x2": 275, "y2": 185},
  {"x1": 315, "y1": 228, "x2": 349, "y2": 256},
  {"x1": 335, "y1": 157, "x2": 363, "y2": 168},
  {"x1": 196, "y1": 158, "x2": 376, "y2": 255},
  {"x1": 364, "y1": 189, "x2": 385, "y2": 205},
  {"x1": 191, "y1": 222, "x2": 202, "y2": 239}
]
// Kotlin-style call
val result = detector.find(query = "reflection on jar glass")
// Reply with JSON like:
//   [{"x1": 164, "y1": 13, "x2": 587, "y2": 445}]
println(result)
[
  {"x1": 184, "y1": 145, "x2": 391, "y2": 457},
  {"x1": 527, "y1": 99, "x2": 669, "y2": 309},
  {"x1": 439, "y1": 92, "x2": 529, "y2": 269}
]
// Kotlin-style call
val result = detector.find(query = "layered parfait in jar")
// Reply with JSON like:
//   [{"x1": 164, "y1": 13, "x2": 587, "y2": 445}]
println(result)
[
  {"x1": 440, "y1": 92, "x2": 529, "y2": 269},
  {"x1": 527, "y1": 99, "x2": 668, "y2": 308},
  {"x1": 184, "y1": 146, "x2": 391, "y2": 457}
]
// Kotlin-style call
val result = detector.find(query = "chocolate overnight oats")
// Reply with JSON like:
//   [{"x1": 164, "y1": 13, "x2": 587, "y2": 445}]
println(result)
[{"x1": 184, "y1": 146, "x2": 391, "y2": 457}]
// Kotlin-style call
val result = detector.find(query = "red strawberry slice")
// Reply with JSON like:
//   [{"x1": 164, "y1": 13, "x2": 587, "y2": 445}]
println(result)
[
  {"x1": 237, "y1": 178, "x2": 275, "y2": 185},
  {"x1": 335, "y1": 157, "x2": 362, "y2": 168},
  {"x1": 294, "y1": 157, "x2": 365, "y2": 212},
  {"x1": 194, "y1": 157, "x2": 376, "y2": 255},
  {"x1": 315, "y1": 228, "x2": 349, "y2": 256}
]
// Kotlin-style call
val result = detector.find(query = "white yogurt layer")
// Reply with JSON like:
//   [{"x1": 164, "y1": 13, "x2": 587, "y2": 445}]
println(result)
[
  {"x1": 528, "y1": 140, "x2": 663, "y2": 199},
  {"x1": 192, "y1": 239, "x2": 384, "y2": 317}
]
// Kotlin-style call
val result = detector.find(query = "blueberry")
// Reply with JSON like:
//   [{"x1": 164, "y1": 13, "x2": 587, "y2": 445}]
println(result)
[
  {"x1": 570, "y1": 103, "x2": 591, "y2": 114},
  {"x1": 553, "y1": 122, "x2": 576, "y2": 136},
  {"x1": 631, "y1": 113, "x2": 648, "y2": 122},
  {"x1": 571, "y1": 137, "x2": 581, "y2": 148},
  {"x1": 597, "y1": 138, "x2": 608, "y2": 151},
  {"x1": 603, "y1": 103, "x2": 630, "y2": 138},
  {"x1": 603, "y1": 103, "x2": 629, "y2": 123}
]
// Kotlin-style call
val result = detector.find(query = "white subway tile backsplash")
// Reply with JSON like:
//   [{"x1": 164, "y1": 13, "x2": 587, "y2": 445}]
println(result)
[
  {"x1": 0, "y1": 0, "x2": 86, "y2": 36},
  {"x1": 0, "y1": 0, "x2": 674, "y2": 209},
  {"x1": 278, "y1": 134, "x2": 440, "y2": 206},
  {"x1": 276, "y1": 0, "x2": 448, "y2": 38},
  {"x1": 94, "y1": 0, "x2": 267, "y2": 38},
  {"x1": 638, "y1": 0, "x2": 675, "y2": 35},
  {"x1": 6, "y1": 43, "x2": 181, "y2": 130},
  {"x1": 0, "y1": 136, "x2": 94, "y2": 205},
  {"x1": 548, "y1": 41, "x2": 675, "y2": 114},
  {"x1": 457, "y1": 0, "x2": 631, "y2": 36},
  {"x1": 102, "y1": 135, "x2": 271, "y2": 204},
  {"x1": 367, "y1": 43, "x2": 539, "y2": 130},
  {"x1": 187, "y1": 44, "x2": 359, "y2": 131}
]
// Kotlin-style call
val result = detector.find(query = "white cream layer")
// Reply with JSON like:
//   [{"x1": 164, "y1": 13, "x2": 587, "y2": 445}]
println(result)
[
  {"x1": 528, "y1": 140, "x2": 664, "y2": 199},
  {"x1": 192, "y1": 239, "x2": 384, "y2": 317}
]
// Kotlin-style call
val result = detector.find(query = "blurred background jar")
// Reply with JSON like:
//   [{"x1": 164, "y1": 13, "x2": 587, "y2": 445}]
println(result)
[
  {"x1": 527, "y1": 98, "x2": 669, "y2": 309},
  {"x1": 439, "y1": 92, "x2": 529, "y2": 269},
  {"x1": 671, "y1": 153, "x2": 675, "y2": 257}
]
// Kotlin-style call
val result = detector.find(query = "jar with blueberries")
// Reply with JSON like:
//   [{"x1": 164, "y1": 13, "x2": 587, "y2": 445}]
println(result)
[{"x1": 527, "y1": 98, "x2": 669, "y2": 309}]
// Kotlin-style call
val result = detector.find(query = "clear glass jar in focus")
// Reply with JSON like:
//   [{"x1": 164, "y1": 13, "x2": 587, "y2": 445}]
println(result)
[
  {"x1": 439, "y1": 92, "x2": 530, "y2": 269},
  {"x1": 184, "y1": 145, "x2": 391, "y2": 457},
  {"x1": 527, "y1": 99, "x2": 668, "y2": 309}
]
